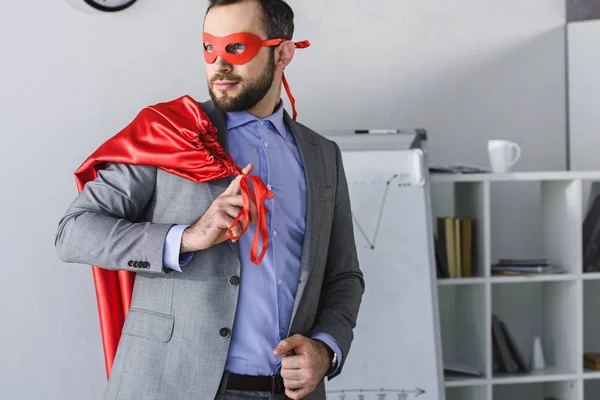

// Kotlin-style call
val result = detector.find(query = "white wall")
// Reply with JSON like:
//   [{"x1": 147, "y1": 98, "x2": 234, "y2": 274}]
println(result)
[
  {"x1": 0, "y1": 1, "x2": 566, "y2": 398},
  {"x1": 567, "y1": 20, "x2": 600, "y2": 171}
]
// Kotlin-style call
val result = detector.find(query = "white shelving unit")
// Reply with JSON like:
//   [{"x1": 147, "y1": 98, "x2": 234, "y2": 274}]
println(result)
[{"x1": 430, "y1": 171, "x2": 600, "y2": 400}]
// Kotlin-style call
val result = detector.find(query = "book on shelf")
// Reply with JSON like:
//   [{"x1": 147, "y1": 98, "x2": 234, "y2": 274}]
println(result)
[
  {"x1": 435, "y1": 216, "x2": 473, "y2": 278},
  {"x1": 491, "y1": 258, "x2": 565, "y2": 276},
  {"x1": 584, "y1": 353, "x2": 600, "y2": 370},
  {"x1": 443, "y1": 360, "x2": 483, "y2": 378},
  {"x1": 583, "y1": 194, "x2": 600, "y2": 272},
  {"x1": 429, "y1": 163, "x2": 489, "y2": 174},
  {"x1": 492, "y1": 315, "x2": 528, "y2": 375}
]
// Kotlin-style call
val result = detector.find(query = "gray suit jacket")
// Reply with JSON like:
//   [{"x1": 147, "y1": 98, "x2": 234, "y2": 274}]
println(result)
[{"x1": 55, "y1": 100, "x2": 364, "y2": 400}]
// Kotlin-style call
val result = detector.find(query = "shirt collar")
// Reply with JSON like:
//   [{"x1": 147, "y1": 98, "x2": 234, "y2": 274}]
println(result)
[{"x1": 226, "y1": 100, "x2": 288, "y2": 139}]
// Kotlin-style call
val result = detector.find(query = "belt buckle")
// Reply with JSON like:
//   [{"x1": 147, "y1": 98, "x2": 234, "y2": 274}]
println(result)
[{"x1": 271, "y1": 375, "x2": 284, "y2": 394}]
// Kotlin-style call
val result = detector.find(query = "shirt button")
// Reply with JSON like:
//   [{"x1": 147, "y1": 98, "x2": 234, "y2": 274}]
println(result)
[
  {"x1": 272, "y1": 231, "x2": 277, "y2": 237},
  {"x1": 277, "y1": 279, "x2": 283, "y2": 286},
  {"x1": 264, "y1": 141, "x2": 269, "y2": 148},
  {"x1": 259, "y1": 120, "x2": 265, "y2": 126},
  {"x1": 267, "y1": 184, "x2": 272, "y2": 190}
]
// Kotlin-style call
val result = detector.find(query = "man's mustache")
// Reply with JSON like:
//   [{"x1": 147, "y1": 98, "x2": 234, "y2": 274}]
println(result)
[{"x1": 211, "y1": 74, "x2": 242, "y2": 84}]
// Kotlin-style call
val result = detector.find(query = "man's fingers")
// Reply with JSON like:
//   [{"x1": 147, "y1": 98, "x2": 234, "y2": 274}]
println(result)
[
  {"x1": 215, "y1": 214, "x2": 235, "y2": 230},
  {"x1": 282, "y1": 378, "x2": 303, "y2": 390},
  {"x1": 223, "y1": 175, "x2": 243, "y2": 196},
  {"x1": 241, "y1": 163, "x2": 253, "y2": 175},
  {"x1": 222, "y1": 164, "x2": 253, "y2": 196},
  {"x1": 280, "y1": 366, "x2": 303, "y2": 380},
  {"x1": 228, "y1": 219, "x2": 244, "y2": 239},
  {"x1": 220, "y1": 195, "x2": 246, "y2": 210},
  {"x1": 273, "y1": 334, "x2": 305, "y2": 356},
  {"x1": 273, "y1": 336, "x2": 298, "y2": 356},
  {"x1": 281, "y1": 355, "x2": 303, "y2": 370},
  {"x1": 218, "y1": 197, "x2": 255, "y2": 229},
  {"x1": 219, "y1": 203, "x2": 244, "y2": 220},
  {"x1": 285, "y1": 387, "x2": 311, "y2": 400}
]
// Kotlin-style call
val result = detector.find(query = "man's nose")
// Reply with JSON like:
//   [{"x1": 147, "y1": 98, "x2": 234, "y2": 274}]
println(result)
[{"x1": 213, "y1": 57, "x2": 233, "y2": 73}]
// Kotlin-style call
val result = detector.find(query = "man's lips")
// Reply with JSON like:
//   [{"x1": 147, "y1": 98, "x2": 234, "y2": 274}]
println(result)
[{"x1": 213, "y1": 81, "x2": 239, "y2": 90}]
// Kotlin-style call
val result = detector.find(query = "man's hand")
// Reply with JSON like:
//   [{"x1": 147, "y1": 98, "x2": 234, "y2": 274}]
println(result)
[
  {"x1": 180, "y1": 163, "x2": 258, "y2": 253},
  {"x1": 273, "y1": 334, "x2": 332, "y2": 399}
]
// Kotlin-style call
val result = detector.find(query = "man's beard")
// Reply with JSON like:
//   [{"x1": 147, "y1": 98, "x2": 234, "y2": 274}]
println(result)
[{"x1": 209, "y1": 54, "x2": 275, "y2": 112}]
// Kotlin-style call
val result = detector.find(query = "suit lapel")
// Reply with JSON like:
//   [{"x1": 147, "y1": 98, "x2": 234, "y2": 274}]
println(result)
[
  {"x1": 200, "y1": 100, "x2": 240, "y2": 260},
  {"x1": 285, "y1": 112, "x2": 324, "y2": 324}
]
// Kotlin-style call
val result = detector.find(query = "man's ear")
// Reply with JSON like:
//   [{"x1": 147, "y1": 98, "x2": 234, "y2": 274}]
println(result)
[{"x1": 275, "y1": 41, "x2": 296, "y2": 71}]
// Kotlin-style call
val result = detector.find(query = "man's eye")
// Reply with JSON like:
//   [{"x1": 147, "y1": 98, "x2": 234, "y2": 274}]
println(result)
[
  {"x1": 226, "y1": 43, "x2": 246, "y2": 54},
  {"x1": 204, "y1": 43, "x2": 213, "y2": 53}
]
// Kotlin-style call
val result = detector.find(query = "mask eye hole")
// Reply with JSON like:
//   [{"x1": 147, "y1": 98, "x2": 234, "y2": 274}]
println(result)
[
  {"x1": 226, "y1": 43, "x2": 246, "y2": 55},
  {"x1": 203, "y1": 43, "x2": 213, "y2": 53}
]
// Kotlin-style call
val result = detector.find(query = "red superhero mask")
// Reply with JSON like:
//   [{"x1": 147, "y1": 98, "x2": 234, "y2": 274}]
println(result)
[{"x1": 202, "y1": 32, "x2": 310, "y2": 119}]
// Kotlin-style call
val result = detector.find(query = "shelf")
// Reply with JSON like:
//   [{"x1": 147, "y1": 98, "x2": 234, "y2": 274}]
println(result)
[
  {"x1": 445, "y1": 385, "x2": 488, "y2": 400},
  {"x1": 437, "y1": 275, "x2": 578, "y2": 285},
  {"x1": 444, "y1": 376, "x2": 487, "y2": 388},
  {"x1": 488, "y1": 180, "x2": 582, "y2": 276},
  {"x1": 583, "y1": 272, "x2": 600, "y2": 280},
  {"x1": 437, "y1": 277, "x2": 486, "y2": 286},
  {"x1": 444, "y1": 370, "x2": 579, "y2": 389},
  {"x1": 438, "y1": 285, "x2": 487, "y2": 377},
  {"x1": 431, "y1": 171, "x2": 600, "y2": 183},
  {"x1": 586, "y1": 380, "x2": 600, "y2": 400},
  {"x1": 492, "y1": 368, "x2": 578, "y2": 384},
  {"x1": 490, "y1": 273, "x2": 578, "y2": 284},
  {"x1": 492, "y1": 281, "x2": 579, "y2": 380},
  {"x1": 432, "y1": 172, "x2": 595, "y2": 399},
  {"x1": 583, "y1": 370, "x2": 600, "y2": 380},
  {"x1": 584, "y1": 280, "x2": 600, "y2": 370},
  {"x1": 430, "y1": 180, "x2": 488, "y2": 278},
  {"x1": 493, "y1": 379, "x2": 579, "y2": 400}
]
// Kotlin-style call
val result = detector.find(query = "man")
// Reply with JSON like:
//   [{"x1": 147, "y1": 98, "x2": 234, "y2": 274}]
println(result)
[{"x1": 55, "y1": 0, "x2": 364, "y2": 399}]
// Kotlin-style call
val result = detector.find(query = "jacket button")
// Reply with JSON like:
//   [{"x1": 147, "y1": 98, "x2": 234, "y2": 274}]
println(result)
[
  {"x1": 128, "y1": 261, "x2": 133, "y2": 267},
  {"x1": 132, "y1": 261, "x2": 139, "y2": 268},
  {"x1": 229, "y1": 275, "x2": 240, "y2": 286},
  {"x1": 219, "y1": 328, "x2": 230, "y2": 338}
]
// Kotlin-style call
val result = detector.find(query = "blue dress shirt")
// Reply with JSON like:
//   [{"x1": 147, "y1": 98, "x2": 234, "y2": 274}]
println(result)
[{"x1": 162, "y1": 101, "x2": 341, "y2": 376}]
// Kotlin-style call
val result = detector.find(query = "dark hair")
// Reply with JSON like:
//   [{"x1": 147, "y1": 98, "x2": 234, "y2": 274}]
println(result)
[{"x1": 206, "y1": 0, "x2": 294, "y2": 41}]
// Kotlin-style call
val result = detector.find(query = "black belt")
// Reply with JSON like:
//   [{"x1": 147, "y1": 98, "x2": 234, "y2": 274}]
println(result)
[{"x1": 226, "y1": 373, "x2": 285, "y2": 394}]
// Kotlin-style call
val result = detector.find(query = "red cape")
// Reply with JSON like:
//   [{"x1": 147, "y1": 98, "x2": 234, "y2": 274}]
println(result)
[{"x1": 73, "y1": 95, "x2": 272, "y2": 377}]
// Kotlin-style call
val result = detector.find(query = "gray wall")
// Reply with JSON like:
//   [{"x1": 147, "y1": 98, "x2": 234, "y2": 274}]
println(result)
[
  {"x1": 0, "y1": 0, "x2": 566, "y2": 398},
  {"x1": 567, "y1": 20, "x2": 600, "y2": 171}
]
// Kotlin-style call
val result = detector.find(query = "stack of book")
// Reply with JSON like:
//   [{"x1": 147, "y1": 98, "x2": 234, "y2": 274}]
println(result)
[
  {"x1": 492, "y1": 315, "x2": 529, "y2": 374},
  {"x1": 491, "y1": 258, "x2": 562, "y2": 276},
  {"x1": 435, "y1": 216, "x2": 474, "y2": 278}
]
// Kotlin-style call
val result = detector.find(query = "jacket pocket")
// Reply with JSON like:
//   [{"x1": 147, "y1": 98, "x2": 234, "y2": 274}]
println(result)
[{"x1": 122, "y1": 308, "x2": 175, "y2": 343}]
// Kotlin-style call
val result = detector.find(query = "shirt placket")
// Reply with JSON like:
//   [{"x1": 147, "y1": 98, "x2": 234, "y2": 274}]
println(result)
[{"x1": 257, "y1": 121, "x2": 283, "y2": 351}]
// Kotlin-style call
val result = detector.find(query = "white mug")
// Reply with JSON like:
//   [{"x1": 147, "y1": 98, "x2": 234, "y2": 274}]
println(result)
[{"x1": 488, "y1": 140, "x2": 521, "y2": 173}]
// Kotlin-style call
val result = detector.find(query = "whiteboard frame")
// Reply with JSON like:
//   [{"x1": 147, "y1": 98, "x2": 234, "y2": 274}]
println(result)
[{"x1": 327, "y1": 132, "x2": 445, "y2": 399}]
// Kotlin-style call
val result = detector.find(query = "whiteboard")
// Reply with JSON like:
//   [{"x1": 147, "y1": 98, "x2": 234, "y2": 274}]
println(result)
[{"x1": 326, "y1": 134, "x2": 444, "y2": 400}]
